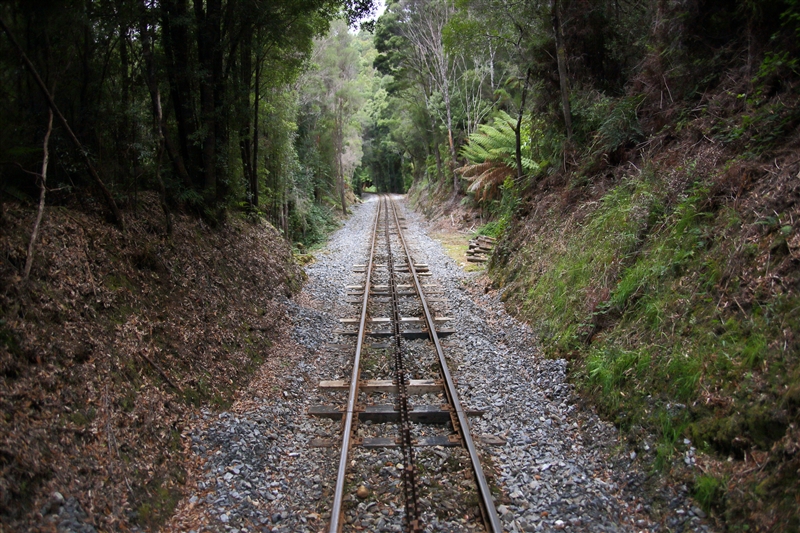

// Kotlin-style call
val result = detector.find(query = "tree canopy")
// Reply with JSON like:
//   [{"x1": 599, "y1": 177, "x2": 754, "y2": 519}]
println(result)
[
  {"x1": 0, "y1": 0, "x2": 377, "y2": 242},
  {"x1": 2, "y1": 0, "x2": 798, "y2": 233}
]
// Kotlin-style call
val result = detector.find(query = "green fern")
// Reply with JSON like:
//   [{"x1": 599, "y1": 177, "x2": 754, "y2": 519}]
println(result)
[{"x1": 457, "y1": 111, "x2": 538, "y2": 201}]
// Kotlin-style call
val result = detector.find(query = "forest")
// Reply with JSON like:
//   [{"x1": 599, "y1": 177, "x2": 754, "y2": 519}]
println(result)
[
  {"x1": 2, "y1": 0, "x2": 797, "y2": 245},
  {"x1": 1, "y1": 0, "x2": 799, "y2": 530}
]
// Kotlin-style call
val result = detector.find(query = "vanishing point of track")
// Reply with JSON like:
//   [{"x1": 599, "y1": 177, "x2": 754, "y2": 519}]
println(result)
[{"x1": 308, "y1": 196, "x2": 502, "y2": 532}]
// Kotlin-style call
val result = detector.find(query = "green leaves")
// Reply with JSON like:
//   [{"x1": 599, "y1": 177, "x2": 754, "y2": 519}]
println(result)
[{"x1": 457, "y1": 111, "x2": 538, "y2": 200}]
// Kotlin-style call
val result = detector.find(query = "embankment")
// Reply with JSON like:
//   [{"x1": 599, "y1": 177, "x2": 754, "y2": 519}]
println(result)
[{"x1": 0, "y1": 194, "x2": 303, "y2": 531}]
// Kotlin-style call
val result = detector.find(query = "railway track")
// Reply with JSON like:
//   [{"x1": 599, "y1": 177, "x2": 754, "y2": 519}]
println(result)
[{"x1": 308, "y1": 196, "x2": 502, "y2": 532}]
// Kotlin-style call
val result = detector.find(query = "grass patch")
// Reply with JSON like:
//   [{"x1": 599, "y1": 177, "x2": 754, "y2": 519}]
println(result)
[
  {"x1": 511, "y1": 175, "x2": 658, "y2": 352},
  {"x1": 134, "y1": 471, "x2": 185, "y2": 529},
  {"x1": 431, "y1": 232, "x2": 485, "y2": 272},
  {"x1": 475, "y1": 219, "x2": 506, "y2": 238},
  {"x1": 493, "y1": 159, "x2": 800, "y2": 528},
  {"x1": 694, "y1": 474, "x2": 725, "y2": 513}
]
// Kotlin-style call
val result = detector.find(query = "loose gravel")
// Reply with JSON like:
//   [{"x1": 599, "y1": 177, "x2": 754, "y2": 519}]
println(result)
[{"x1": 167, "y1": 195, "x2": 711, "y2": 533}]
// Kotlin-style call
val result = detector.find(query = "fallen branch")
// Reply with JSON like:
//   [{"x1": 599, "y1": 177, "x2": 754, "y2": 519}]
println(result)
[
  {"x1": 23, "y1": 107, "x2": 53, "y2": 280},
  {"x1": 139, "y1": 351, "x2": 183, "y2": 394}
]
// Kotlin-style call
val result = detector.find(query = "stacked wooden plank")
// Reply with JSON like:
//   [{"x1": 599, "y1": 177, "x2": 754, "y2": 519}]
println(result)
[{"x1": 466, "y1": 235, "x2": 496, "y2": 263}]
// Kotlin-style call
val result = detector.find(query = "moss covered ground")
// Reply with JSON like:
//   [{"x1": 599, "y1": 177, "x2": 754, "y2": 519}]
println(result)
[{"x1": 489, "y1": 114, "x2": 799, "y2": 529}]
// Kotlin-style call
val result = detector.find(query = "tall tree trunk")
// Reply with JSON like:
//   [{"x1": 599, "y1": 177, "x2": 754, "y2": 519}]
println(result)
[
  {"x1": 281, "y1": 187, "x2": 288, "y2": 236},
  {"x1": 336, "y1": 99, "x2": 346, "y2": 215},
  {"x1": 430, "y1": 115, "x2": 443, "y2": 184},
  {"x1": 80, "y1": 23, "x2": 91, "y2": 143},
  {"x1": 238, "y1": 28, "x2": 254, "y2": 205},
  {"x1": 488, "y1": 39, "x2": 496, "y2": 90},
  {"x1": 119, "y1": 21, "x2": 131, "y2": 185},
  {"x1": 138, "y1": 1, "x2": 173, "y2": 234},
  {"x1": 443, "y1": 80, "x2": 458, "y2": 196},
  {"x1": 1, "y1": 17, "x2": 125, "y2": 229},
  {"x1": 552, "y1": 0, "x2": 573, "y2": 139},
  {"x1": 195, "y1": 0, "x2": 219, "y2": 200},
  {"x1": 162, "y1": 0, "x2": 200, "y2": 186},
  {"x1": 284, "y1": 193, "x2": 289, "y2": 236},
  {"x1": 516, "y1": 69, "x2": 531, "y2": 181},
  {"x1": 252, "y1": 49, "x2": 260, "y2": 208},
  {"x1": 120, "y1": 24, "x2": 129, "y2": 106},
  {"x1": 211, "y1": 0, "x2": 225, "y2": 204},
  {"x1": 152, "y1": 0, "x2": 191, "y2": 186}
]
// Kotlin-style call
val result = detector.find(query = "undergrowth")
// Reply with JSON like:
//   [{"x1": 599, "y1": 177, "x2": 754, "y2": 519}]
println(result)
[{"x1": 493, "y1": 147, "x2": 800, "y2": 528}]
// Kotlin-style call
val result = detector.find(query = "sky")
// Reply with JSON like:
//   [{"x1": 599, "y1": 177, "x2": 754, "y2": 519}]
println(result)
[{"x1": 356, "y1": 0, "x2": 387, "y2": 30}]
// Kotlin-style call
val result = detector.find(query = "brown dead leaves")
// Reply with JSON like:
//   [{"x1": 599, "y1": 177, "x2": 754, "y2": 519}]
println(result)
[{"x1": 0, "y1": 193, "x2": 301, "y2": 531}]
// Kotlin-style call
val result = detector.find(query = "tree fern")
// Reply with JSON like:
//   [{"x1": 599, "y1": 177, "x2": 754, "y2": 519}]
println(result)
[{"x1": 457, "y1": 111, "x2": 538, "y2": 201}]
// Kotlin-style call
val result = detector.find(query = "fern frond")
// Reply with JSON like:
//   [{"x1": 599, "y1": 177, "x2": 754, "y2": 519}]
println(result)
[
  {"x1": 456, "y1": 161, "x2": 494, "y2": 177},
  {"x1": 459, "y1": 110, "x2": 543, "y2": 201},
  {"x1": 520, "y1": 156, "x2": 540, "y2": 174},
  {"x1": 464, "y1": 163, "x2": 514, "y2": 201}
]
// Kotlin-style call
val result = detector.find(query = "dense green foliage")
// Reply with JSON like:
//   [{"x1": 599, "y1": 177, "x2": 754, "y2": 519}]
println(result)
[
  {"x1": 435, "y1": 0, "x2": 800, "y2": 529},
  {"x1": 2, "y1": 0, "x2": 800, "y2": 528},
  {"x1": 458, "y1": 111, "x2": 539, "y2": 200},
  {"x1": 368, "y1": 0, "x2": 799, "y2": 529},
  {"x1": 0, "y1": 0, "x2": 377, "y2": 243}
]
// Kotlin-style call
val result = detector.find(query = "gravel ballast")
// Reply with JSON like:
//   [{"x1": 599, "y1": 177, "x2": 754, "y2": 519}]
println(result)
[{"x1": 167, "y1": 195, "x2": 710, "y2": 533}]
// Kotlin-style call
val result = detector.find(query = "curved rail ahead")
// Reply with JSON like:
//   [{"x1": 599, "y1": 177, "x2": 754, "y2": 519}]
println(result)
[
  {"x1": 388, "y1": 199, "x2": 502, "y2": 532},
  {"x1": 327, "y1": 195, "x2": 501, "y2": 532}
]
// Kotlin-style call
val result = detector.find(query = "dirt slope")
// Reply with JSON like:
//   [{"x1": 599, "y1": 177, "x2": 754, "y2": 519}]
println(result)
[{"x1": 0, "y1": 194, "x2": 303, "y2": 531}]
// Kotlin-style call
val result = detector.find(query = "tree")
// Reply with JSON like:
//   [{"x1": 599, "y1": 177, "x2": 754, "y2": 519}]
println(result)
[
  {"x1": 297, "y1": 20, "x2": 365, "y2": 215},
  {"x1": 373, "y1": 2, "x2": 443, "y2": 189},
  {"x1": 551, "y1": 0, "x2": 572, "y2": 138},
  {"x1": 0, "y1": 0, "x2": 377, "y2": 232},
  {"x1": 457, "y1": 110, "x2": 538, "y2": 201},
  {"x1": 1, "y1": 15, "x2": 125, "y2": 228},
  {"x1": 400, "y1": 0, "x2": 463, "y2": 194}
]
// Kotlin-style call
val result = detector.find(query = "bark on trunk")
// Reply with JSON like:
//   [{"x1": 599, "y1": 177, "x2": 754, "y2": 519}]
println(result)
[
  {"x1": 336, "y1": 99, "x2": 347, "y2": 216},
  {"x1": 238, "y1": 28, "x2": 255, "y2": 206},
  {"x1": 443, "y1": 80, "x2": 459, "y2": 196},
  {"x1": 252, "y1": 53, "x2": 260, "y2": 207},
  {"x1": 118, "y1": 21, "x2": 131, "y2": 183},
  {"x1": 195, "y1": 0, "x2": 220, "y2": 200},
  {"x1": 552, "y1": 0, "x2": 573, "y2": 139},
  {"x1": 432, "y1": 116, "x2": 443, "y2": 184},
  {"x1": 1, "y1": 17, "x2": 125, "y2": 230},
  {"x1": 211, "y1": 0, "x2": 225, "y2": 204},
  {"x1": 162, "y1": 0, "x2": 200, "y2": 185},
  {"x1": 138, "y1": 1, "x2": 173, "y2": 234}
]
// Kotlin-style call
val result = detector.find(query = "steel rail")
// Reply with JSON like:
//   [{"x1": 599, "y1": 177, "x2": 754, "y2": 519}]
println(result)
[
  {"x1": 384, "y1": 199, "x2": 422, "y2": 532},
  {"x1": 328, "y1": 197, "x2": 383, "y2": 533},
  {"x1": 388, "y1": 198, "x2": 503, "y2": 533}
]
